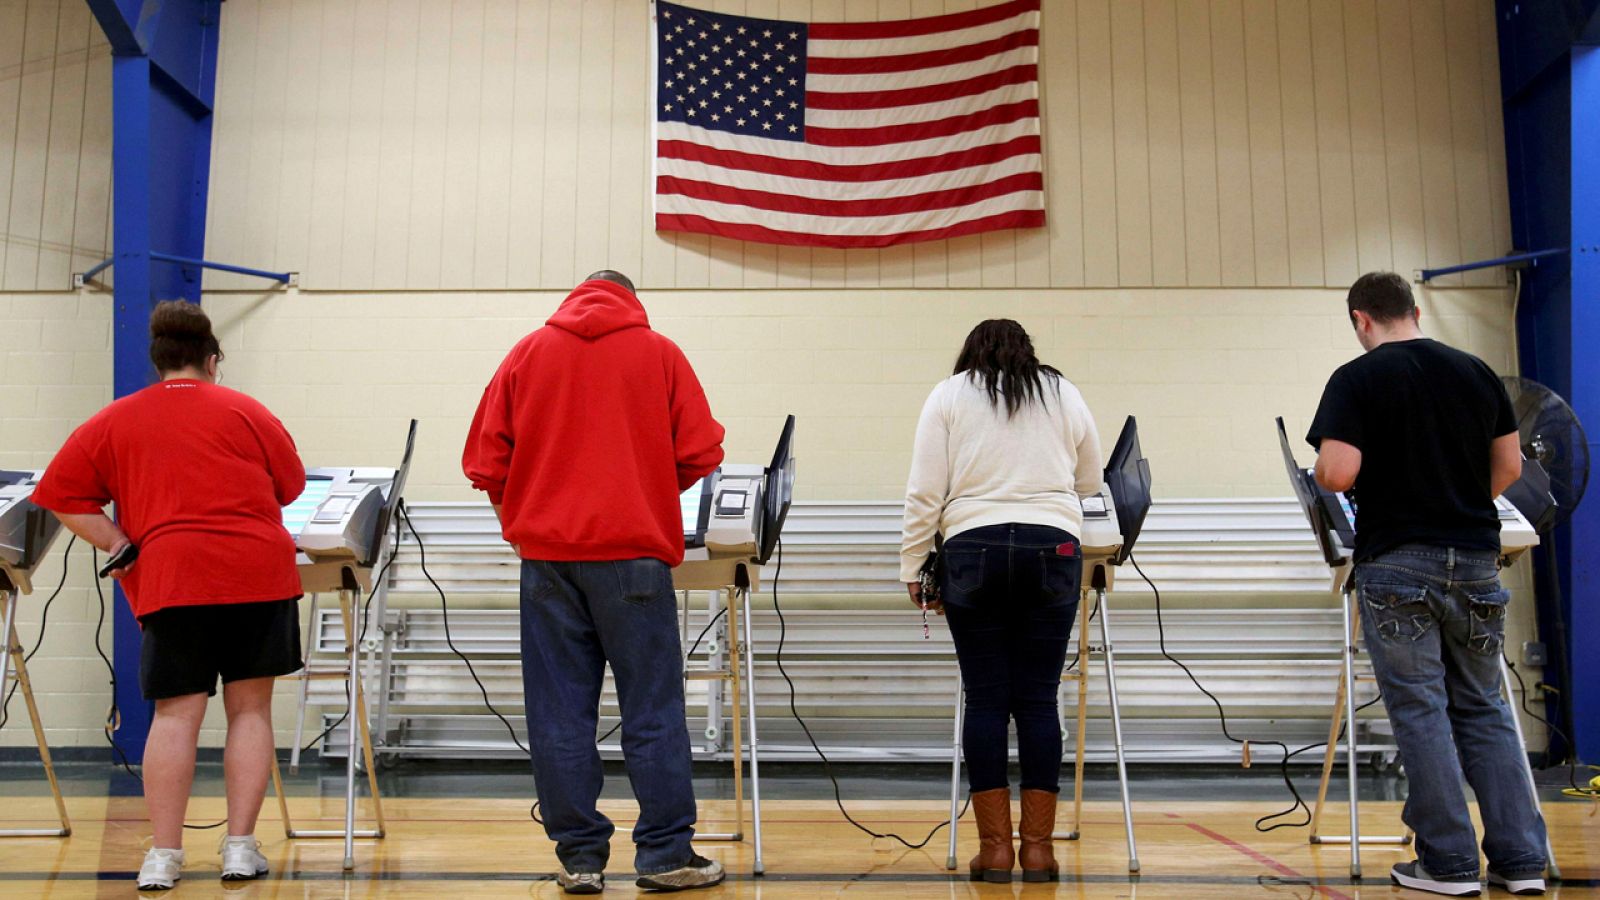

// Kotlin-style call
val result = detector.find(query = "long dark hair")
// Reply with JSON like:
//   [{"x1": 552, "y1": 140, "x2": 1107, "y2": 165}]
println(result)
[{"x1": 952, "y1": 319, "x2": 1059, "y2": 417}]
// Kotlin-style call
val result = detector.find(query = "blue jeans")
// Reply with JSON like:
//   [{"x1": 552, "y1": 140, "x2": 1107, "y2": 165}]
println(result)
[
  {"x1": 942, "y1": 523, "x2": 1080, "y2": 793},
  {"x1": 1355, "y1": 545, "x2": 1548, "y2": 880},
  {"x1": 519, "y1": 558, "x2": 697, "y2": 875}
]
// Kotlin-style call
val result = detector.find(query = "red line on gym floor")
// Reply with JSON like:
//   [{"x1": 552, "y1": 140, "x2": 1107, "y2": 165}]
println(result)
[{"x1": 1184, "y1": 822, "x2": 1352, "y2": 900}]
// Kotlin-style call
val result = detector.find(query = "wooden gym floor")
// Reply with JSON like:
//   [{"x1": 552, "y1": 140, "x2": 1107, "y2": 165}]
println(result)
[{"x1": 0, "y1": 792, "x2": 1595, "y2": 898}]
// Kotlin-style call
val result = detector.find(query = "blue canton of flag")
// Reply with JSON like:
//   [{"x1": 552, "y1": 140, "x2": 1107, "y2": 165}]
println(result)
[{"x1": 656, "y1": 2, "x2": 808, "y2": 143}]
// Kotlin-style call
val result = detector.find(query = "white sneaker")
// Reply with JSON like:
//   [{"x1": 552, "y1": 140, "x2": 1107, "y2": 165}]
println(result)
[
  {"x1": 219, "y1": 834, "x2": 268, "y2": 881},
  {"x1": 137, "y1": 847, "x2": 184, "y2": 891},
  {"x1": 1488, "y1": 870, "x2": 1546, "y2": 895}
]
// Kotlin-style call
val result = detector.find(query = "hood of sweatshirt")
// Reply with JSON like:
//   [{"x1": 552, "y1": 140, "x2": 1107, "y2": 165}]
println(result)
[{"x1": 545, "y1": 279, "x2": 650, "y2": 339}]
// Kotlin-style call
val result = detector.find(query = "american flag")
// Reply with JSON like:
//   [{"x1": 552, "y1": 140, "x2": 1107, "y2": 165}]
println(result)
[{"x1": 653, "y1": 0, "x2": 1044, "y2": 249}]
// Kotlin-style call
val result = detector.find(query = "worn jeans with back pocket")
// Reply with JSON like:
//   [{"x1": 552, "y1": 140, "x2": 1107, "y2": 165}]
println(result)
[
  {"x1": 1355, "y1": 544, "x2": 1548, "y2": 880},
  {"x1": 519, "y1": 558, "x2": 698, "y2": 876}
]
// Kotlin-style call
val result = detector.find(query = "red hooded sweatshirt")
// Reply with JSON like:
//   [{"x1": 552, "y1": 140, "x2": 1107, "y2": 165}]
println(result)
[{"x1": 462, "y1": 280, "x2": 725, "y2": 566}]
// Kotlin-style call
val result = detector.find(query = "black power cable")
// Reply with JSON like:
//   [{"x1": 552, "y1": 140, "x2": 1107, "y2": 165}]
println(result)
[
  {"x1": 403, "y1": 506, "x2": 746, "y2": 826},
  {"x1": 1502, "y1": 654, "x2": 1599, "y2": 799},
  {"x1": 769, "y1": 536, "x2": 969, "y2": 850},
  {"x1": 401, "y1": 503, "x2": 528, "y2": 757},
  {"x1": 0, "y1": 536, "x2": 74, "y2": 730},
  {"x1": 297, "y1": 513, "x2": 402, "y2": 756},
  {"x1": 591, "y1": 607, "x2": 729, "y2": 749},
  {"x1": 1132, "y1": 554, "x2": 1381, "y2": 831}
]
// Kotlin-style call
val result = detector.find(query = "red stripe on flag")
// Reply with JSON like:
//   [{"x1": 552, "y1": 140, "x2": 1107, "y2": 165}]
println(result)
[
  {"x1": 657, "y1": 171, "x2": 1042, "y2": 217},
  {"x1": 808, "y1": 29, "x2": 1039, "y2": 75},
  {"x1": 655, "y1": 135, "x2": 1042, "y2": 182},
  {"x1": 805, "y1": 100, "x2": 1038, "y2": 147},
  {"x1": 655, "y1": 209, "x2": 1046, "y2": 248},
  {"x1": 808, "y1": 0, "x2": 1038, "y2": 41},
  {"x1": 806, "y1": 64, "x2": 1037, "y2": 111}
]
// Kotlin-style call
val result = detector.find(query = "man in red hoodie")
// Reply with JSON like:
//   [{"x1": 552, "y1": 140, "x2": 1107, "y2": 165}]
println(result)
[{"x1": 463, "y1": 271, "x2": 726, "y2": 894}]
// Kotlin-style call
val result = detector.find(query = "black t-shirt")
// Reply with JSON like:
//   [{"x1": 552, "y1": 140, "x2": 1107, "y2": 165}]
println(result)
[{"x1": 1306, "y1": 338, "x2": 1517, "y2": 563}]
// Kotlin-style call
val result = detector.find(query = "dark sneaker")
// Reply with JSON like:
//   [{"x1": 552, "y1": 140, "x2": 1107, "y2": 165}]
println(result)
[
  {"x1": 635, "y1": 854, "x2": 725, "y2": 892},
  {"x1": 1391, "y1": 861, "x2": 1482, "y2": 896},
  {"x1": 1488, "y1": 870, "x2": 1546, "y2": 895},
  {"x1": 556, "y1": 868, "x2": 605, "y2": 894}
]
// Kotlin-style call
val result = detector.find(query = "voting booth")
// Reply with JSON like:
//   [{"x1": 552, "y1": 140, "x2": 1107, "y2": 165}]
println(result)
[
  {"x1": 270, "y1": 421, "x2": 417, "y2": 870},
  {"x1": 0, "y1": 471, "x2": 71, "y2": 838},
  {"x1": 945, "y1": 416, "x2": 1152, "y2": 874},
  {"x1": 287, "y1": 418, "x2": 796, "y2": 874},
  {"x1": 1275, "y1": 418, "x2": 1558, "y2": 880},
  {"x1": 662, "y1": 415, "x2": 795, "y2": 874}
]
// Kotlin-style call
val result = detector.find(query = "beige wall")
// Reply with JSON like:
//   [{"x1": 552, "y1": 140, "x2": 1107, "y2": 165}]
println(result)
[
  {"x1": 0, "y1": 0, "x2": 113, "y2": 291},
  {"x1": 1, "y1": 0, "x2": 1541, "y2": 748},
  {"x1": 199, "y1": 0, "x2": 1512, "y2": 293},
  {"x1": 202, "y1": 283, "x2": 1517, "y2": 503}
]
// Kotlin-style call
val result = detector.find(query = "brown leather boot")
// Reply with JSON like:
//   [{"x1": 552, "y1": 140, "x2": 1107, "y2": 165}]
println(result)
[
  {"x1": 1018, "y1": 788, "x2": 1060, "y2": 882},
  {"x1": 967, "y1": 787, "x2": 1015, "y2": 883}
]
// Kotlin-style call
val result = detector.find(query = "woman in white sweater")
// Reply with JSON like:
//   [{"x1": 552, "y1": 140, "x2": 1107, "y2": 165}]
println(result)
[{"x1": 901, "y1": 319, "x2": 1103, "y2": 884}]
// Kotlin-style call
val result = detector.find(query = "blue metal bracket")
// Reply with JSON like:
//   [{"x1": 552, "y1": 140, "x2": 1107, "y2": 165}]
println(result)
[
  {"x1": 77, "y1": 257, "x2": 116, "y2": 285},
  {"x1": 1418, "y1": 248, "x2": 1570, "y2": 283},
  {"x1": 75, "y1": 255, "x2": 293, "y2": 288},
  {"x1": 149, "y1": 252, "x2": 294, "y2": 284}
]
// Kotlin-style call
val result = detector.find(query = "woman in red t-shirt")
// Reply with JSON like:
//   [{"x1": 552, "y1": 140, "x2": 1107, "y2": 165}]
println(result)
[{"x1": 31, "y1": 301, "x2": 305, "y2": 891}]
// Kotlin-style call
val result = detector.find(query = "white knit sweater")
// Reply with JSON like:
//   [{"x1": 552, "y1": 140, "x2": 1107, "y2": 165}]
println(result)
[{"x1": 900, "y1": 371, "x2": 1104, "y2": 582}]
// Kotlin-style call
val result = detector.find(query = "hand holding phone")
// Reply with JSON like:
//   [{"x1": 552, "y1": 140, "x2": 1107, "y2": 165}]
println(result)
[{"x1": 99, "y1": 543, "x2": 139, "y2": 579}]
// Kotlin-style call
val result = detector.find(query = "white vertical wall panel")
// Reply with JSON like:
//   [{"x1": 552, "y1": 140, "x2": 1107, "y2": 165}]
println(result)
[
  {"x1": 0, "y1": 0, "x2": 111, "y2": 291},
  {"x1": 0, "y1": 1, "x2": 1517, "y2": 293}
]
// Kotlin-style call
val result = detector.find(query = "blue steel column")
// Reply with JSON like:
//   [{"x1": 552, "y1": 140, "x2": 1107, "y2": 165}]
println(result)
[
  {"x1": 1569, "y1": 43, "x2": 1600, "y2": 760},
  {"x1": 109, "y1": 54, "x2": 156, "y2": 764},
  {"x1": 89, "y1": 0, "x2": 223, "y2": 764}
]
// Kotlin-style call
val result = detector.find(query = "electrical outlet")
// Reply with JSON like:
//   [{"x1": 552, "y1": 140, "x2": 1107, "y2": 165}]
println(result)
[{"x1": 1522, "y1": 641, "x2": 1547, "y2": 667}]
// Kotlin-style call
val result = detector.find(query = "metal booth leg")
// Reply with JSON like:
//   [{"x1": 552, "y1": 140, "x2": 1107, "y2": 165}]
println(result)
[
  {"x1": 276, "y1": 584, "x2": 385, "y2": 869},
  {"x1": 739, "y1": 584, "x2": 765, "y2": 876},
  {"x1": 1094, "y1": 580, "x2": 1139, "y2": 873},
  {"x1": 289, "y1": 592, "x2": 320, "y2": 773},
  {"x1": 1068, "y1": 589, "x2": 1092, "y2": 842},
  {"x1": 946, "y1": 674, "x2": 964, "y2": 871},
  {"x1": 676, "y1": 589, "x2": 744, "y2": 844},
  {"x1": 1499, "y1": 655, "x2": 1561, "y2": 881},
  {"x1": 1310, "y1": 595, "x2": 1410, "y2": 866},
  {"x1": 1341, "y1": 588, "x2": 1363, "y2": 880},
  {"x1": 0, "y1": 588, "x2": 71, "y2": 837}
]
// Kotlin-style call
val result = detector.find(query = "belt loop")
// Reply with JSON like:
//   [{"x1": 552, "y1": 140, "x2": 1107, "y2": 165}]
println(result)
[{"x1": 1446, "y1": 547, "x2": 1455, "y2": 571}]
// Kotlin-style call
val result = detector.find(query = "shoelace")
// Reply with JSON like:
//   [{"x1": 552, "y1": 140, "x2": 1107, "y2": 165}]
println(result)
[{"x1": 217, "y1": 835, "x2": 261, "y2": 854}]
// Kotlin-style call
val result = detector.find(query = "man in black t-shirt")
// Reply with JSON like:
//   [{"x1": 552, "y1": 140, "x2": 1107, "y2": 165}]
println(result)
[{"x1": 1307, "y1": 272, "x2": 1547, "y2": 897}]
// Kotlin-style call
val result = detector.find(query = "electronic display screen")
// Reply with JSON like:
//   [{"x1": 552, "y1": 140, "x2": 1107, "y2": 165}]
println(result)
[
  {"x1": 1102, "y1": 416, "x2": 1151, "y2": 564},
  {"x1": 681, "y1": 479, "x2": 706, "y2": 531},
  {"x1": 281, "y1": 477, "x2": 333, "y2": 537},
  {"x1": 1276, "y1": 417, "x2": 1351, "y2": 566},
  {"x1": 757, "y1": 415, "x2": 796, "y2": 564},
  {"x1": 681, "y1": 472, "x2": 718, "y2": 549}
]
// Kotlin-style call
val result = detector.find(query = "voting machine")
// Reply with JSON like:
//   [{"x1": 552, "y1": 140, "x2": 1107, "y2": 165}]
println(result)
[{"x1": 0, "y1": 470, "x2": 71, "y2": 836}]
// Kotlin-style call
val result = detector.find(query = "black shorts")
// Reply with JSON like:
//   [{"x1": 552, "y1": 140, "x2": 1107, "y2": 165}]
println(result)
[{"x1": 138, "y1": 598, "x2": 303, "y2": 701}]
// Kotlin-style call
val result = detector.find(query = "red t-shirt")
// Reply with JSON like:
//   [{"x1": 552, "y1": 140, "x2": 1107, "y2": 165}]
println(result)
[
  {"x1": 31, "y1": 379, "x2": 306, "y2": 619},
  {"x1": 462, "y1": 280, "x2": 725, "y2": 566}
]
